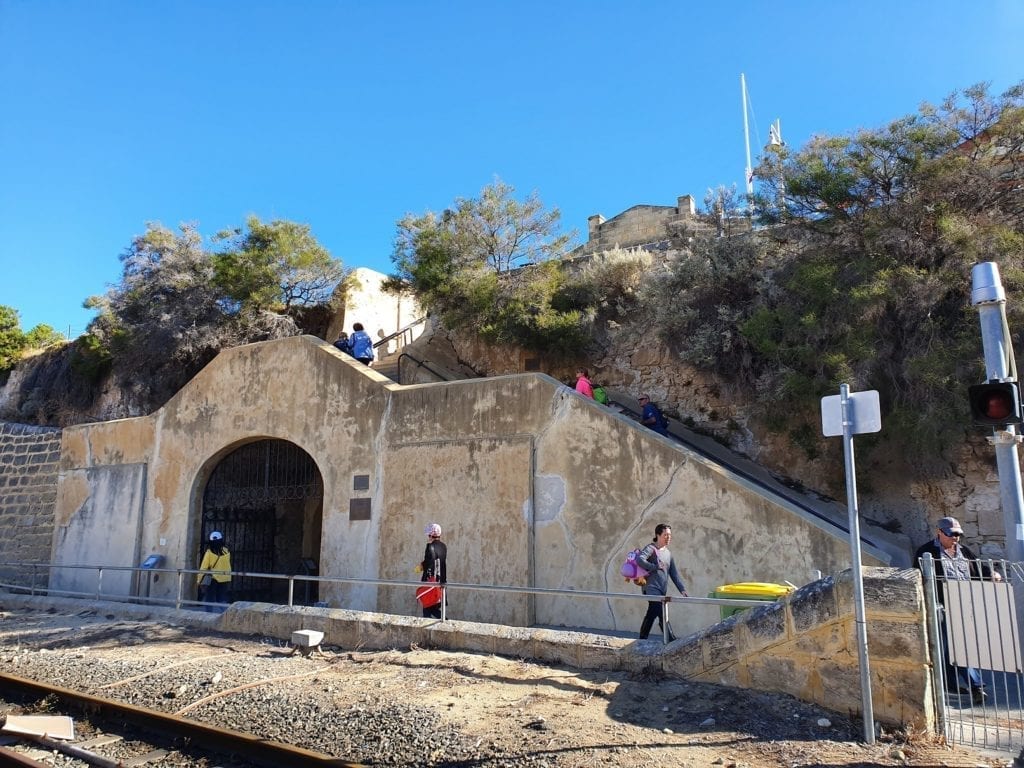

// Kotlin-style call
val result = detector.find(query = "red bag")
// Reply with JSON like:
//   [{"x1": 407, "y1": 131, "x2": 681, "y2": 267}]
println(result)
[{"x1": 416, "y1": 577, "x2": 442, "y2": 608}]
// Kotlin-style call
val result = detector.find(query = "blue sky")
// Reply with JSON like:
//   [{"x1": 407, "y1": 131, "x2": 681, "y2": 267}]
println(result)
[{"x1": 1, "y1": 1, "x2": 1021, "y2": 337}]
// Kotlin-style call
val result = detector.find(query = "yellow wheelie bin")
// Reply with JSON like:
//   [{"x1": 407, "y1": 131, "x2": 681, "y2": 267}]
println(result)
[{"x1": 710, "y1": 582, "x2": 794, "y2": 620}]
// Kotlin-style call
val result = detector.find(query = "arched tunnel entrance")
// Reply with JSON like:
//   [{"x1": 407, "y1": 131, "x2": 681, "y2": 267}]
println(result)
[{"x1": 200, "y1": 439, "x2": 323, "y2": 605}]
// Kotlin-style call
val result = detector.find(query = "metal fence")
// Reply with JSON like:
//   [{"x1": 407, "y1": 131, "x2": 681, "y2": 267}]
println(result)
[
  {"x1": 919, "y1": 553, "x2": 1024, "y2": 752},
  {"x1": 0, "y1": 561, "x2": 770, "y2": 644}
]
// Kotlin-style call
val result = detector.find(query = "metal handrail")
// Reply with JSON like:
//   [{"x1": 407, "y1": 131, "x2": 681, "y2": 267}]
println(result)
[
  {"x1": 372, "y1": 316, "x2": 427, "y2": 352},
  {"x1": 606, "y1": 395, "x2": 888, "y2": 552},
  {"x1": 0, "y1": 560, "x2": 774, "y2": 642},
  {"x1": 395, "y1": 352, "x2": 461, "y2": 383}
]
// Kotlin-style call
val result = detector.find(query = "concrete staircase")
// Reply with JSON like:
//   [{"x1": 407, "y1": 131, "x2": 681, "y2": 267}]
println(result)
[{"x1": 373, "y1": 348, "x2": 402, "y2": 382}]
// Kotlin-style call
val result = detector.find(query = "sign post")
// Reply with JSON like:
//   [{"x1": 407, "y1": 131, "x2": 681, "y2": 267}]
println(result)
[{"x1": 822, "y1": 385, "x2": 881, "y2": 744}]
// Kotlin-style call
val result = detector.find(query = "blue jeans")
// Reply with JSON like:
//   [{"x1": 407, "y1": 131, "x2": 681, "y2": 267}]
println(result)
[
  {"x1": 940, "y1": 617, "x2": 983, "y2": 689},
  {"x1": 202, "y1": 580, "x2": 230, "y2": 613}
]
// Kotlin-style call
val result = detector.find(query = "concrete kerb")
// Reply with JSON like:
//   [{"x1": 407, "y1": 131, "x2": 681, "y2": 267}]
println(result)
[
  {"x1": 0, "y1": 580, "x2": 935, "y2": 729},
  {"x1": 0, "y1": 593, "x2": 640, "y2": 674}
]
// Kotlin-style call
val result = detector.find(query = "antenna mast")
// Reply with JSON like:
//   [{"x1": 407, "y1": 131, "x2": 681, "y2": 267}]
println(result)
[{"x1": 741, "y1": 73, "x2": 754, "y2": 203}]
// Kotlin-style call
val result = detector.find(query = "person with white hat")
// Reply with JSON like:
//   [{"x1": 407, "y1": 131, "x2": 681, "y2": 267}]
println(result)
[
  {"x1": 197, "y1": 531, "x2": 232, "y2": 613},
  {"x1": 418, "y1": 523, "x2": 447, "y2": 619}
]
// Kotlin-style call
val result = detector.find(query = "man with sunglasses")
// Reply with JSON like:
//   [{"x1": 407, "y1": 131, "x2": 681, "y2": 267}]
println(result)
[{"x1": 915, "y1": 516, "x2": 1001, "y2": 704}]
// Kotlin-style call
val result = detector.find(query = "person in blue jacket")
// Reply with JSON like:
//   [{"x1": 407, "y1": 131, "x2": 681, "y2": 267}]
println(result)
[
  {"x1": 637, "y1": 523, "x2": 688, "y2": 641},
  {"x1": 332, "y1": 332, "x2": 351, "y2": 355},
  {"x1": 638, "y1": 394, "x2": 669, "y2": 436},
  {"x1": 349, "y1": 323, "x2": 374, "y2": 366}
]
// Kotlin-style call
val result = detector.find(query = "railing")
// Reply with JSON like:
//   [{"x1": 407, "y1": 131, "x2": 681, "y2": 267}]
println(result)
[
  {"x1": 605, "y1": 393, "x2": 888, "y2": 553},
  {"x1": 920, "y1": 554, "x2": 1024, "y2": 753},
  {"x1": 0, "y1": 561, "x2": 772, "y2": 644},
  {"x1": 395, "y1": 352, "x2": 465, "y2": 384},
  {"x1": 373, "y1": 317, "x2": 427, "y2": 357}
]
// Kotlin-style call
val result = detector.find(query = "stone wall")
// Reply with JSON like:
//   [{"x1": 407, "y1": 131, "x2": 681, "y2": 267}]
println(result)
[
  {"x1": 0, "y1": 421, "x2": 61, "y2": 586},
  {"x1": 575, "y1": 195, "x2": 696, "y2": 257},
  {"x1": 659, "y1": 567, "x2": 932, "y2": 729}
]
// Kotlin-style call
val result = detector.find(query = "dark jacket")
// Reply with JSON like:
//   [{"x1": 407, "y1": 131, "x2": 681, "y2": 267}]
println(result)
[
  {"x1": 421, "y1": 540, "x2": 447, "y2": 585},
  {"x1": 914, "y1": 539, "x2": 993, "y2": 603}
]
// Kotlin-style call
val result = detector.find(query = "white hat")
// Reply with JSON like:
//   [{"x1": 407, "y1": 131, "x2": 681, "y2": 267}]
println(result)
[
  {"x1": 425, "y1": 523, "x2": 442, "y2": 538},
  {"x1": 209, "y1": 531, "x2": 223, "y2": 541}
]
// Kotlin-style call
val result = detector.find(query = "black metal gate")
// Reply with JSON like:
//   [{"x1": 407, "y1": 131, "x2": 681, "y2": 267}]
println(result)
[{"x1": 201, "y1": 440, "x2": 322, "y2": 603}]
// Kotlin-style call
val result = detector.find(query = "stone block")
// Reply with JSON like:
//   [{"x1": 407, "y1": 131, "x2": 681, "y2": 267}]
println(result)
[
  {"x1": 870, "y1": 662, "x2": 933, "y2": 729},
  {"x1": 792, "y1": 620, "x2": 848, "y2": 656},
  {"x1": 734, "y1": 602, "x2": 788, "y2": 654},
  {"x1": 702, "y1": 622, "x2": 739, "y2": 670},
  {"x1": 291, "y1": 629, "x2": 324, "y2": 648},
  {"x1": 865, "y1": 619, "x2": 927, "y2": 661},
  {"x1": 791, "y1": 579, "x2": 837, "y2": 632},
  {"x1": 745, "y1": 654, "x2": 807, "y2": 697},
  {"x1": 661, "y1": 637, "x2": 705, "y2": 679},
  {"x1": 843, "y1": 568, "x2": 922, "y2": 617},
  {"x1": 817, "y1": 658, "x2": 864, "y2": 712}
]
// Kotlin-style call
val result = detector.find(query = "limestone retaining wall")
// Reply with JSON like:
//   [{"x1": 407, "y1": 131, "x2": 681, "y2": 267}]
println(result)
[{"x1": 659, "y1": 567, "x2": 933, "y2": 729}]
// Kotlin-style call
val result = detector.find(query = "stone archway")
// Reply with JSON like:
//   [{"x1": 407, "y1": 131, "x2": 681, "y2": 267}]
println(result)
[{"x1": 199, "y1": 439, "x2": 323, "y2": 605}]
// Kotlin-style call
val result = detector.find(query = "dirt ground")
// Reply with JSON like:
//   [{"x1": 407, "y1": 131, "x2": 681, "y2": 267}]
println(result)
[{"x1": 0, "y1": 605, "x2": 1014, "y2": 767}]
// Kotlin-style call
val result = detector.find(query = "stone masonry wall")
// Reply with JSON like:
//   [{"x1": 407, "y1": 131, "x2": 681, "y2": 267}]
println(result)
[
  {"x1": 0, "y1": 421, "x2": 62, "y2": 587},
  {"x1": 658, "y1": 567, "x2": 933, "y2": 729}
]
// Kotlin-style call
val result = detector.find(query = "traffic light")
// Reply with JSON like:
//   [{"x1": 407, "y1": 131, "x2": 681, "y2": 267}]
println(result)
[{"x1": 968, "y1": 381, "x2": 1024, "y2": 425}]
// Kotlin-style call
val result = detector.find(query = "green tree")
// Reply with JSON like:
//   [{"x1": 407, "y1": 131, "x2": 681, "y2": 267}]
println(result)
[
  {"x1": 212, "y1": 216, "x2": 348, "y2": 311},
  {"x1": 387, "y1": 180, "x2": 584, "y2": 351},
  {"x1": 23, "y1": 324, "x2": 65, "y2": 350},
  {"x1": 0, "y1": 305, "x2": 25, "y2": 373},
  {"x1": 84, "y1": 222, "x2": 304, "y2": 407},
  {"x1": 0, "y1": 306, "x2": 64, "y2": 374},
  {"x1": 647, "y1": 82, "x2": 1024, "y2": 461}
]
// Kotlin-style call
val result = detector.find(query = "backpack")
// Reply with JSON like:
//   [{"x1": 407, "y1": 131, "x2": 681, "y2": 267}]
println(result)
[
  {"x1": 620, "y1": 547, "x2": 650, "y2": 586},
  {"x1": 593, "y1": 386, "x2": 608, "y2": 405}
]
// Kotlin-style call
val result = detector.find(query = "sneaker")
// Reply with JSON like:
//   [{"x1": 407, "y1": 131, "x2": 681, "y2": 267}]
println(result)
[{"x1": 971, "y1": 686, "x2": 988, "y2": 705}]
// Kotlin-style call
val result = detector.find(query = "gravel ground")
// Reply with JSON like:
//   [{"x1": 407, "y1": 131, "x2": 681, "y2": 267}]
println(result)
[{"x1": 0, "y1": 605, "x2": 1014, "y2": 767}]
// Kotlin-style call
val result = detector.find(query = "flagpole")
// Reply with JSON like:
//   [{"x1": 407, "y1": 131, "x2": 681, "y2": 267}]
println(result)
[{"x1": 741, "y1": 73, "x2": 754, "y2": 211}]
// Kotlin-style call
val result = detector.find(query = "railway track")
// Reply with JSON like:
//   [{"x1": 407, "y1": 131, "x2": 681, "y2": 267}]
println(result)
[{"x1": 0, "y1": 671, "x2": 360, "y2": 767}]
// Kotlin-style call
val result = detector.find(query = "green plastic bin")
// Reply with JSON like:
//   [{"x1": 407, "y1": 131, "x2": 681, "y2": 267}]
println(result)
[{"x1": 709, "y1": 582, "x2": 794, "y2": 620}]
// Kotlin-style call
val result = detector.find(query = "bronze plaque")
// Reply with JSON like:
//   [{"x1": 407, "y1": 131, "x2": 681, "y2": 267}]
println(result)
[{"x1": 349, "y1": 498, "x2": 371, "y2": 520}]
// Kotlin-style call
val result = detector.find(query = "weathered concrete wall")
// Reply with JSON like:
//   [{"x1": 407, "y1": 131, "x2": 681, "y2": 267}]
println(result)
[
  {"x1": 0, "y1": 421, "x2": 61, "y2": 586},
  {"x1": 51, "y1": 335, "x2": 893, "y2": 638}
]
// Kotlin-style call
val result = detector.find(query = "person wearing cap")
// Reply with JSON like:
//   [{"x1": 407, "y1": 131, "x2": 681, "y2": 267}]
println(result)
[
  {"x1": 419, "y1": 523, "x2": 448, "y2": 619},
  {"x1": 638, "y1": 394, "x2": 669, "y2": 436},
  {"x1": 197, "y1": 531, "x2": 232, "y2": 612},
  {"x1": 915, "y1": 516, "x2": 1001, "y2": 704}
]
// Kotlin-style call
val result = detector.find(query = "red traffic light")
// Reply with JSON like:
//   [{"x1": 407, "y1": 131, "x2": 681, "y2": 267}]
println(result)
[{"x1": 968, "y1": 381, "x2": 1024, "y2": 425}]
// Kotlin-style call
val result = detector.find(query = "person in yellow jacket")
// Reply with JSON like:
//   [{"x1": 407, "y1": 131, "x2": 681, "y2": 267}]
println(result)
[{"x1": 197, "y1": 531, "x2": 232, "y2": 612}]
